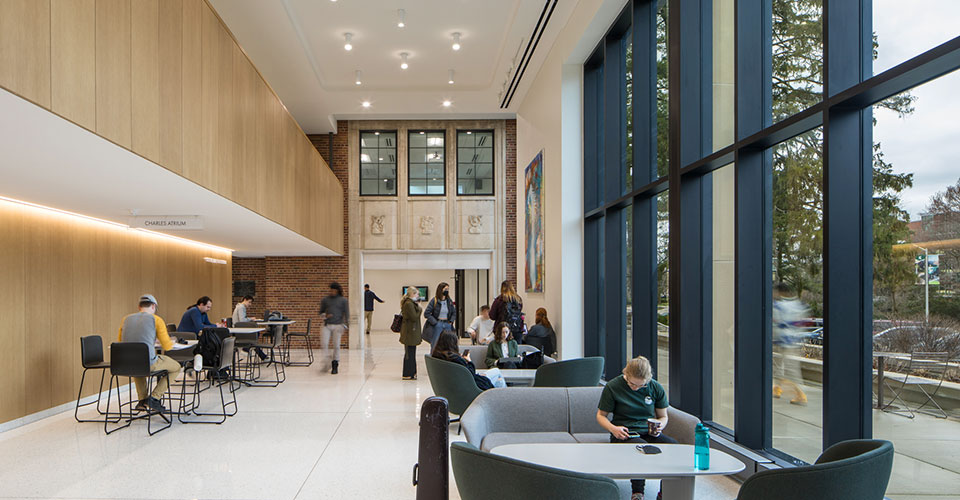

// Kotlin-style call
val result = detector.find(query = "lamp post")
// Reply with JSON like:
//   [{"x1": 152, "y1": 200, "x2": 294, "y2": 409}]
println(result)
[{"x1": 912, "y1": 244, "x2": 929, "y2": 323}]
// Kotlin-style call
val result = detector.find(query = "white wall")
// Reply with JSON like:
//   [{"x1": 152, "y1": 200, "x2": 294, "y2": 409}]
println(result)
[
  {"x1": 515, "y1": 0, "x2": 629, "y2": 359},
  {"x1": 363, "y1": 269, "x2": 457, "y2": 332}
]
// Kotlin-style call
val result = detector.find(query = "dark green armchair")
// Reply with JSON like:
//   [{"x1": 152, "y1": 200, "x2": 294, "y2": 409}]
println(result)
[
  {"x1": 450, "y1": 442, "x2": 620, "y2": 500},
  {"x1": 424, "y1": 355, "x2": 483, "y2": 419},
  {"x1": 736, "y1": 439, "x2": 893, "y2": 500},
  {"x1": 532, "y1": 356, "x2": 604, "y2": 387}
]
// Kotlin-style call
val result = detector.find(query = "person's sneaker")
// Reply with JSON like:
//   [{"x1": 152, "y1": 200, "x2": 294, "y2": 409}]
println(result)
[
  {"x1": 331, "y1": 360, "x2": 339, "y2": 374},
  {"x1": 773, "y1": 385, "x2": 783, "y2": 399},
  {"x1": 630, "y1": 493, "x2": 644, "y2": 500},
  {"x1": 134, "y1": 399, "x2": 149, "y2": 412},
  {"x1": 790, "y1": 393, "x2": 808, "y2": 406},
  {"x1": 146, "y1": 397, "x2": 167, "y2": 413}
]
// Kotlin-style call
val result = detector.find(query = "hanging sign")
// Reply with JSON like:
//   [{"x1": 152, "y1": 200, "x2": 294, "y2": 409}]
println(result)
[{"x1": 129, "y1": 215, "x2": 204, "y2": 230}]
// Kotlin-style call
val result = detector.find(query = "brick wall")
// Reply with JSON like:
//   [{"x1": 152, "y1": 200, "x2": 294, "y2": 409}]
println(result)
[
  {"x1": 231, "y1": 121, "x2": 351, "y2": 349},
  {"x1": 505, "y1": 119, "x2": 518, "y2": 286}
]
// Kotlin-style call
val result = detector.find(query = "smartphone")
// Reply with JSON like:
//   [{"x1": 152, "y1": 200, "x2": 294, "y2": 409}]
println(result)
[
  {"x1": 636, "y1": 445, "x2": 662, "y2": 455},
  {"x1": 463, "y1": 349, "x2": 470, "y2": 357},
  {"x1": 627, "y1": 431, "x2": 642, "y2": 438}
]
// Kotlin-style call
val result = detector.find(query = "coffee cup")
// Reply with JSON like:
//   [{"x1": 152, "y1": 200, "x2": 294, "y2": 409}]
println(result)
[{"x1": 648, "y1": 420, "x2": 662, "y2": 436}]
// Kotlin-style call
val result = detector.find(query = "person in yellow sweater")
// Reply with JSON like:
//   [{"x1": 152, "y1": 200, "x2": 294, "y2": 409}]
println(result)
[{"x1": 118, "y1": 294, "x2": 180, "y2": 413}]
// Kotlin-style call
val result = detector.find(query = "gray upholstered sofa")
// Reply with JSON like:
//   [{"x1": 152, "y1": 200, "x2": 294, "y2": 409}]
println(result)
[{"x1": 461, "y1": 386, "x2": 700, "y2": 452}]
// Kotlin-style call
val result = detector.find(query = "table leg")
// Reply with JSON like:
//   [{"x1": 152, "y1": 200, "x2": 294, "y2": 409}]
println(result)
[
  {"x1": 661, "y1": 477, "x2": 695, "y2": 500},
  {"x1": 876, "y1": 356, "x2": 885, "y2": 409}
]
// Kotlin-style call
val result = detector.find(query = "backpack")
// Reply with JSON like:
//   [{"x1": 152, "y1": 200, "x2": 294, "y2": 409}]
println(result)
[
  {"x1": 520, "y1": 350, "x2": 544, "y2": 369},
  {"x1": 504, "y1": 300, "x2": 525, "y2": 340},
  {"x1": 390, "y1": 313, "x2": 403, "y2": 333},
  {"x1": 197, "y1": 328, "x2": 223, "y2": 367}
]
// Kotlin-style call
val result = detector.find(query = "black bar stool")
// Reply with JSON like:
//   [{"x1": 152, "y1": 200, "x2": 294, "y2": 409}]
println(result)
[
  {"x1": 104, "y1": 342, "x2": 173, "y2": 435},
  {"x1": 75, "y1": 335, "x2": 117, "y2": 423}
]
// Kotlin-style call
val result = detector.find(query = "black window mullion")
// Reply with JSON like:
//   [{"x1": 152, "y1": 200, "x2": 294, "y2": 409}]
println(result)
[
  {"x1": 668, "y1": 0, "x2": 712, "y2": 418},
  {"x1": 820, "y1": 0, "x2": 873, "y2": 448},
  {"x1": 630, "y1": 0, "x2": 659, "y2": 371},
  {"x1": 734, "y1": 0, "x2": 774, "y2": 451}
]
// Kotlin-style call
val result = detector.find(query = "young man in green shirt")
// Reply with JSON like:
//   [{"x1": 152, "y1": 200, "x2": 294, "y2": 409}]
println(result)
[{"x1": 597, "y1": 355, "x2": 676, "y2": 500}]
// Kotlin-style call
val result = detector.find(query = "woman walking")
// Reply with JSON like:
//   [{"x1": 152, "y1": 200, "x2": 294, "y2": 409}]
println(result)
[
  {"x1": 489, "y1": 280, "x2": 524, "y2": 342},
  {"x1": 422, "y1": 282, "x2": 457, "y2": 349},
  {"x1": 399, "y1": 285, "x2": 423, "y2": 380}
]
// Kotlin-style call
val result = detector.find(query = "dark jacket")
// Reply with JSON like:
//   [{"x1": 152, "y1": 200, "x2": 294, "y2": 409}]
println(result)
[
  {"x1": 489, "y1": 295, "x2": 524, "y2": 338},
  {"x1": 485, "y1": 339, "x2": 519, "y2": 369},
  {"x1": 525, "y1": 324, "x2": 557, "y2": 357},
  {"x1": 319, "y1": 295, "x2": 349, "y2": 326},
  {"x1": 423, "y1": 297, "x2": 457, "y2": 345},
  {"x1": 364, "y1": 290, "x2": 384, "y2": 311},
  {"x1": 436, "y1": 353, "x2": 494, "y2": 391},
  {"x1": 177, "y1": 306, "x2": 214, "y2": 334},
  {"x1": 399, "y1": 298, "x2": 423, "y2": 347}
]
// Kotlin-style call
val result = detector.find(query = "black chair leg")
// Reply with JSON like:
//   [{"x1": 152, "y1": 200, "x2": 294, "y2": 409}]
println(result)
[
  {"x1": 103, "y1": 376, "x2": 132, "y2": 435},
  {"x1": 76, "y1": 368, "x2": 113, "y2": 423}
]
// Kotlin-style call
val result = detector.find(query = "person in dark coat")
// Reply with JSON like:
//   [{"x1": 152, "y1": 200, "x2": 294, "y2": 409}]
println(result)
[
  {"x1": 432, "y1": 331, "x2": 493, "y2": 391},
  {"x1": 399, "y1": 286, "x2": 423, "y2": 380},
  {"x1": 422, "y1": 282, "x2": 457, "y2": 349},
  {"x1": 524, "y1": 307, "x2": 557, "y2": 358},
  {"x1": 489, "y1": 280, "x2": 524, "y2": 342}
]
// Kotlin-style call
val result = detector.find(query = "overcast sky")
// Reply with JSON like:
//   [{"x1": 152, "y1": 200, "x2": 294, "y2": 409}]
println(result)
[{"x1": 872, "y1": 1, "x2": 960, "y2": 220}]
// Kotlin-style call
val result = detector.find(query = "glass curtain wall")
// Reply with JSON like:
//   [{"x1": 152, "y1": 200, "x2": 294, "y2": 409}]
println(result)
[{"x1": 582, "y1": 0, "x2": 960, "y2": 487}]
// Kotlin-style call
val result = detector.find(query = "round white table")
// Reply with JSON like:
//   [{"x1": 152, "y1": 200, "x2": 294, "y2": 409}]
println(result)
[{"x1": 489, "y1": 443, "x2": 744, "y2": 500}]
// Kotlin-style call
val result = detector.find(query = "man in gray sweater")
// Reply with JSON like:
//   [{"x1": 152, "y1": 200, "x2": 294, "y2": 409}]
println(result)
[{"x1": 319, "y1": 282, "x2": 349, "y2": 374}]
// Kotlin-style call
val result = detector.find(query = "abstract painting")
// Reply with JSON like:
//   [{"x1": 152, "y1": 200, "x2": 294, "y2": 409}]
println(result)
[{"x1": 525, "y1": 151, "x2": 544, "y2": 293}]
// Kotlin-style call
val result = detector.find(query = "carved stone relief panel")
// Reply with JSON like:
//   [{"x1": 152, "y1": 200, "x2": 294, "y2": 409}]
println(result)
[
  {"x1": 408, "y1": 200, "x2": 445, "y2": 249},
  {"x1": 360, "y1": 200, "x2": 398, "y2": 249},
  {"x1": 458, "y1": 199, "x2": 496, "y2": 249}
]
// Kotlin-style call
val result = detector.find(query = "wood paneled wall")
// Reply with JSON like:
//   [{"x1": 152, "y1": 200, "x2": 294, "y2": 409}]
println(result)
[
  {"x1": 0, "y1": 0, "x2": 343, "y2": 253},
  {"x1": 0, "y1": 199, "x2": 232, "y2": 425}
]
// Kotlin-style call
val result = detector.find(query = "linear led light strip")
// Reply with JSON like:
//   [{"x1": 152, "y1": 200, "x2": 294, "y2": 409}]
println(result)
[{"x1": 0, "y1": 195, "x2": 233, "y2": 254}]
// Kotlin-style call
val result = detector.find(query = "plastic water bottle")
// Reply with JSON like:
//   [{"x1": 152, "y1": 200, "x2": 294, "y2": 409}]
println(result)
[
  {"x1": 193, "y1": 353, "x2": 203, "y2": 372},
  {"x1": 694, "y1": 423, "x2": 710, "y2": 470}
]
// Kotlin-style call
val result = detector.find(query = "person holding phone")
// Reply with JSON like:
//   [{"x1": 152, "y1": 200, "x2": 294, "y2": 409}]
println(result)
[{"x1": 596, "y1": 355, "x2": 675, "y2": 500}]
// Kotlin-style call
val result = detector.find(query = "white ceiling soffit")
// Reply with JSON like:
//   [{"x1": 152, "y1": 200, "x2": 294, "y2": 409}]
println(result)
[
  {"x1": 0, "y1": 88, "x2": 337, "y2": 258},
  {"x1": 208, "y1": 0, "x2": 575, "y2": 134}
]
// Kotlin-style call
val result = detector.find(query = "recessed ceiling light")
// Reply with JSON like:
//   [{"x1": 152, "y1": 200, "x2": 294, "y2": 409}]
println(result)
[
  {"x1": 374, "y1": 131, "x2": 380, "y2": 135},
  {"x1": 419, "y1": 131, "x2": 425, "y2": 135},
  {"x1": 362, "y1": 101, "x2": 371, "y2": 108},
  {"x1": 397, "y1": 9, "x2": 406, "y2": 28},
  {"x1": 400, "y1": 52, "x2": 409, "y2": 70},
  {"x1": 355, "y1": 70, "x2": 362, "y2": 85},
  {"x1": 442, "y1": 100, "x2": 452, "y2": 107},
  {"x1": 466, "y1": 131, "x2": 472, "y2": 135},
  {"x1": 344, "y1": 33, "x2": 353, "y2": 51},
  {"x1": 448, "y1": 69, "x2": 455, "y2": 85},
  {"x1": 451, "y1": 32, "x2": 461, "y2": 51}
]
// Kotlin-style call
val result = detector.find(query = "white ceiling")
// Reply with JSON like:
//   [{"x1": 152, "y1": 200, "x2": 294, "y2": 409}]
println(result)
[
  {"x1": 209, "y1": 0, "x2": 575, "y2": 133},
  {"x1": 0, "y1": 88, "x2": 338, "y2": 258}
]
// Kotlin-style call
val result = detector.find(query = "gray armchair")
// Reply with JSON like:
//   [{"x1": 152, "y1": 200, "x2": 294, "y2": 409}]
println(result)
[
  {"x1": 533, "y1": 357, "x2": 604, "y2": 387},
  {"x1": 450, "y1": 442, "x2": 620, "y2": 500},
  {"x1": 424, "y1": 355, "x2": 483, "y2": 419},
  {"x1": 736, "y1": 439, "x2": 893, "y2": 500}
]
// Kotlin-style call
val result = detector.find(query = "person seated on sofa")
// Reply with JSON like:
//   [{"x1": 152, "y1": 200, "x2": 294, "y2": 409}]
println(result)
[
  {"x1": 596, "y1": 355, "x2": 675, "y2": 500},
  {"x1": 484, "y1": 322, "x2": 519, "y2": 369},
  {"x1": 432, "y1": 331, "x2": 494, "y2": 391}
]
